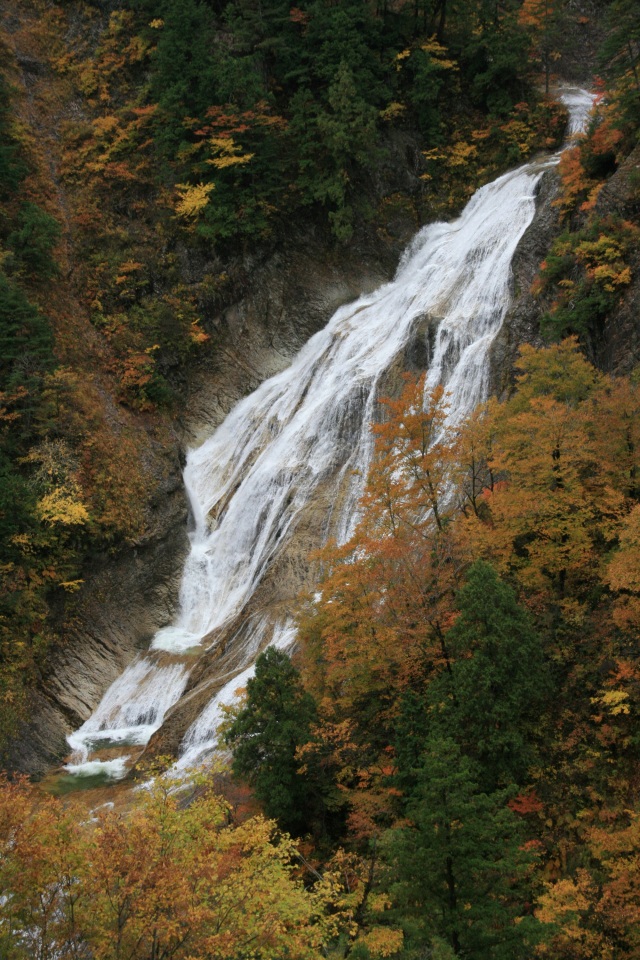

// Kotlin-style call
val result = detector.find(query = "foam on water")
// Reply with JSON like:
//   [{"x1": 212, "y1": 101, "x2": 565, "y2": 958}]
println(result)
[
  {"x1": 67, "y1": 658, "x2": 189, "y2": 764},
  {"x1": 63, "y1": 757, "x2": 130, "y2": 780}
]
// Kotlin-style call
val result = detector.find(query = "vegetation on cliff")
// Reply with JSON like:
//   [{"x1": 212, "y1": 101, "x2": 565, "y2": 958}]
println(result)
[
  {"x1": 228, "y1": 339, "x2": 640, "y2": 958},
  {"x1": 7, "y1": 340, "x2": 639, "y2": 959},
  {"x1": 533, "y1": 4, "x2": 640, "y2": 351},
  {"x1": 0, "y1": 0, "x2": 574, "y2": 752},
  {"x1": 1, "y1": 0, "x2": 640, "y2": 957}
]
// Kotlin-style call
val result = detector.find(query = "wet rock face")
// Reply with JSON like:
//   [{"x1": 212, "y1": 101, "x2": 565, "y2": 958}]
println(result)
[
  {"x1": 141, "y1": 136, "x2": 640, "y2": 773},
  {"x1": 489, "y1": 169, "x2": 563, "y2": 395},
  {"x1": 490, "y1": 142, "x2": 640, "y2": 389},
  {"x1": 23, "y1": 114, "x2": 636, "y2": 779},
  {"x1": 11, "y1": 143, "x2": 566, "y2": 778},
  {"x1": 7, "y1": 454, "x2": 189, "y2": 776},
  {"x1": 182, "y1": 230, "x2": 405, "y2": 448}
]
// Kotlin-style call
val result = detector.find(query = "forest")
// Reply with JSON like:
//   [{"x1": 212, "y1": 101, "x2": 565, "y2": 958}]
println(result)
[{"x1": 1, "y1": 0, "x2": 640, "y2": 956}]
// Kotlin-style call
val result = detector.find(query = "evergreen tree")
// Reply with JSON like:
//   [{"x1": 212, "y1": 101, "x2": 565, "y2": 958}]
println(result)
[
  {"x1": 224, "y1": 647, "x2": 336, "y2": 837},
  {"x1": 389, "y1": 737, "x2": 542, "y2": 959},
  {"x1": 0, "y1": 273, "x2": 54, "y2": 399},
  {"x1": 291, "y1": 61, "x2": 378, "y2": 241},
  {"x1": 0, "y1": 74, "x2": 26, "y2": 199},
  {"x1": 141, "y1": 0, "x2": 219, "y2": 153},
  {"x1": 7, "y1": 203, "x2": 60, "y2": 279},
  {"x1": 430, "y1": 561, "x2": 549, "y2": 790},
  {"x1": 600, "y1": 0, "x2": 640, "y2": 130}
]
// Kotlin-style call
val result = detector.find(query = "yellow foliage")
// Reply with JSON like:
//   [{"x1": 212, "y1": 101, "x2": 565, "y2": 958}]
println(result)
[
  {"x1": 447, "y1": 140, "x2": 478, "y2": 167},
  {"x1": 59, "y1": 580, "x2": 85, "y2": 593},
  {"x1": 360, "y1": 927, "x2": 404, "y2": 957},
  {"x1": 174, "y1": 182, "x2": 215, "y2": 219},
  {"x1": 37, "y1": 487, "x2": 90, "y2": 527},
  {"x1": 420, "y1": 38, "x2": 457, "y2": 70},
  {"x1": 591, "y1": 689, "x2": 631, "y2": 717},
  {"x1": 189, "y1": 319, "x2": 210, "y2": 345},
  {"x1": 380, "y1": 102, "x2": 406, "y2": 122},
  {"x1": 368, "y1": 893, "x2": 393, "y2": 914},
  {"x1": 206, "y1": 136, "x2": 254, "y2": 169}
]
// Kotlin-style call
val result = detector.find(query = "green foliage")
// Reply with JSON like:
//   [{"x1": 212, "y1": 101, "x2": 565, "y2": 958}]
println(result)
[
  {"x1": 0, "y1": 73, "x2": 27, "y2": 198},
  {"x1": 389, "y1": 737, "x2": 543, "y2": 959},
  {"x1": 430, "y1": 561, "x2": 549, "y2": 790},
  {"x1": 122, "y1": 0, "x2": 562, "y2": 243},
  {"x1": 224, "y1": 647, "x2": 337, "y2": 837},
  {"x1": 461, "y1": 8, "x2": 530, "y2": 116},
  {"x1": 291, "y1": 61, "x2": 378, "y2": 241},
  {"x1": 7, "y1": 202, "x2": 61, "y2": 279},
  {"x1": 600, "y1": 0, "x2": 640, "y2": 136},
  {"x1": 399, "y1": 41, "x2": 453, "y2": 139},
  {"x1": 0, "y1": 272, "x2": 54, "y2": 403},
  {"x1": 537, "y1": 217, "x2": 637, "y2": 342},
  {"x1": 138, "y1": 0, "x2": 219, "y2": 155}
]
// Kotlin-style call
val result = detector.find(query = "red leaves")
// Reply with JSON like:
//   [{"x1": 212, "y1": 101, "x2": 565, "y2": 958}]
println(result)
[{"x1": 509, "y1": 790, "x2": 545, "y2": 816}]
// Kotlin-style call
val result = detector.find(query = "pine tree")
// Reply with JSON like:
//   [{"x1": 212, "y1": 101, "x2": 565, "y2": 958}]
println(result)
[{"x1": 430, "y1": 561, "x2": 549, "y2": 790}]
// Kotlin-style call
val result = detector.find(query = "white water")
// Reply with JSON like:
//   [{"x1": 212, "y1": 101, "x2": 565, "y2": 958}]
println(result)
[
  {"x1": 64, "y1": 88, "x2": 593, "y2": 780},
  {"x1": 173, "y1": 618, "x2": 298, "y2": 773}
]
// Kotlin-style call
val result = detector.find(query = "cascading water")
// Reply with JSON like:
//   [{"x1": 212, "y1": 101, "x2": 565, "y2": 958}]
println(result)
[{"x1": 64, "y1": 87, "x2": 594, "y2": 782}]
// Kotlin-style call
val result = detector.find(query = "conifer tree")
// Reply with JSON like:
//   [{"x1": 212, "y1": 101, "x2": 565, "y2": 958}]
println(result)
[
  {"x1": 390, "y1": 736, "x2": 542, "y2": 959},
  {"x1": 430, "y1": 560, "x2": 549, "y2": 790},
  {"x1": 224, "y1": 647, "x2": 336, "y2": 837}
]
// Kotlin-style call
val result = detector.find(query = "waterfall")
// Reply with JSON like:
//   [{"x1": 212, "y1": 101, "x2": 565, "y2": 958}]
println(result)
[{"x1": 64, "y1": 88, "x2": 593, "y2": 782}]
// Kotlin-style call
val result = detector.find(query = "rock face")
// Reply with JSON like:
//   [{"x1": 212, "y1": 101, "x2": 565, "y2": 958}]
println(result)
[
  {"x1": 6, "y1": 450, "x2": 189, "y2": 776},
  {"x1": 8, "y1": 216, "x2": 417, "y2": 777},
  {"x1": 489, "y1": 168, "x2": 563, "y2": 395},
  {"x1": 181, "y1": 228, "x2": 406, "y2": 447},
  {"x1": 135, "y1": 164, "x2": 571, "y2": 769},
  {"x1": 491, "y1": 142, "x2": 640, "y2": 385},
  {"x1": 592, "y1": 144, "x2": 640, "y2": 375}
]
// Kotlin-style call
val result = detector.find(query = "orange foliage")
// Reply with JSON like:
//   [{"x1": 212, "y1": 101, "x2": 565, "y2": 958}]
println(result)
[{"x1": 538, "y1": 813, "x2": 640, "y2": 959}]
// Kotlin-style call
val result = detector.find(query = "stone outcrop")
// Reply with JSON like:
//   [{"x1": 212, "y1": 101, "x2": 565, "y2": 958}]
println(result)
[
  {"x1": 592, "y1": 144, "x2": 640, "y2": 375},
  {"x1": 489, "y1": 168, "x2": 563, "y2": 395}
]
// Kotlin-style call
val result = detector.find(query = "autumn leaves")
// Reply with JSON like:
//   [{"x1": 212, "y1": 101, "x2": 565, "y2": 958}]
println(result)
[
  {"x1": 287, "y1": 338, "x2": 640, "y2": 956},
  {"x1": 0, "y1": 774, "x2": 336, "y2": 960}
]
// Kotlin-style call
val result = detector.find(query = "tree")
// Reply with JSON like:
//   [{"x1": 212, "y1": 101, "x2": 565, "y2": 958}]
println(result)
[
  {"x1": 537, "y1": 810, "x2": 640, "y2": 960},
  {"x1": 298, "y1": 376, "x2": 466, "y2": 837},
  {"x1": 461, "y1": 1, "x2": 530, "y2": 116},
  {"x1": 142, "y1": 0, "x2": 218, "y2": 154},
  {"x1": 224, "y1": 647, "x2": 333, "y2": 837},
  {"x1": 0, "y1": 72, "x2": 27, "y2": 199},
  {"x1": 430, "y1": 560, "x2": 549, "y2": 790},
  {"x1": 518, "y1": 0, "x2": 564, "y2": 95},
  {"x1": 0, "y1": 773, "x2": 337, "y2": 960},
  {"x1": 7, "y1": 203, "x2": 60, "y2": 279},
  {"x1": 291, "y1": 60, "x2": 378, "y2": 241},
  {"x1": 389, "y1": 737, "x2": 542, "y2": 959},
  {"x1": 0, "y1": 776, "x2": 88, "y2": 960},
  {"x1": 0, "y1": 274, "x2": 53, "y2": 393},
  {"x1": 461, "y1": 341, "x2": 621, "y2": 611},
  {"x1": 600, "y1": 0, "x2": 640, "y2": 132}
]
